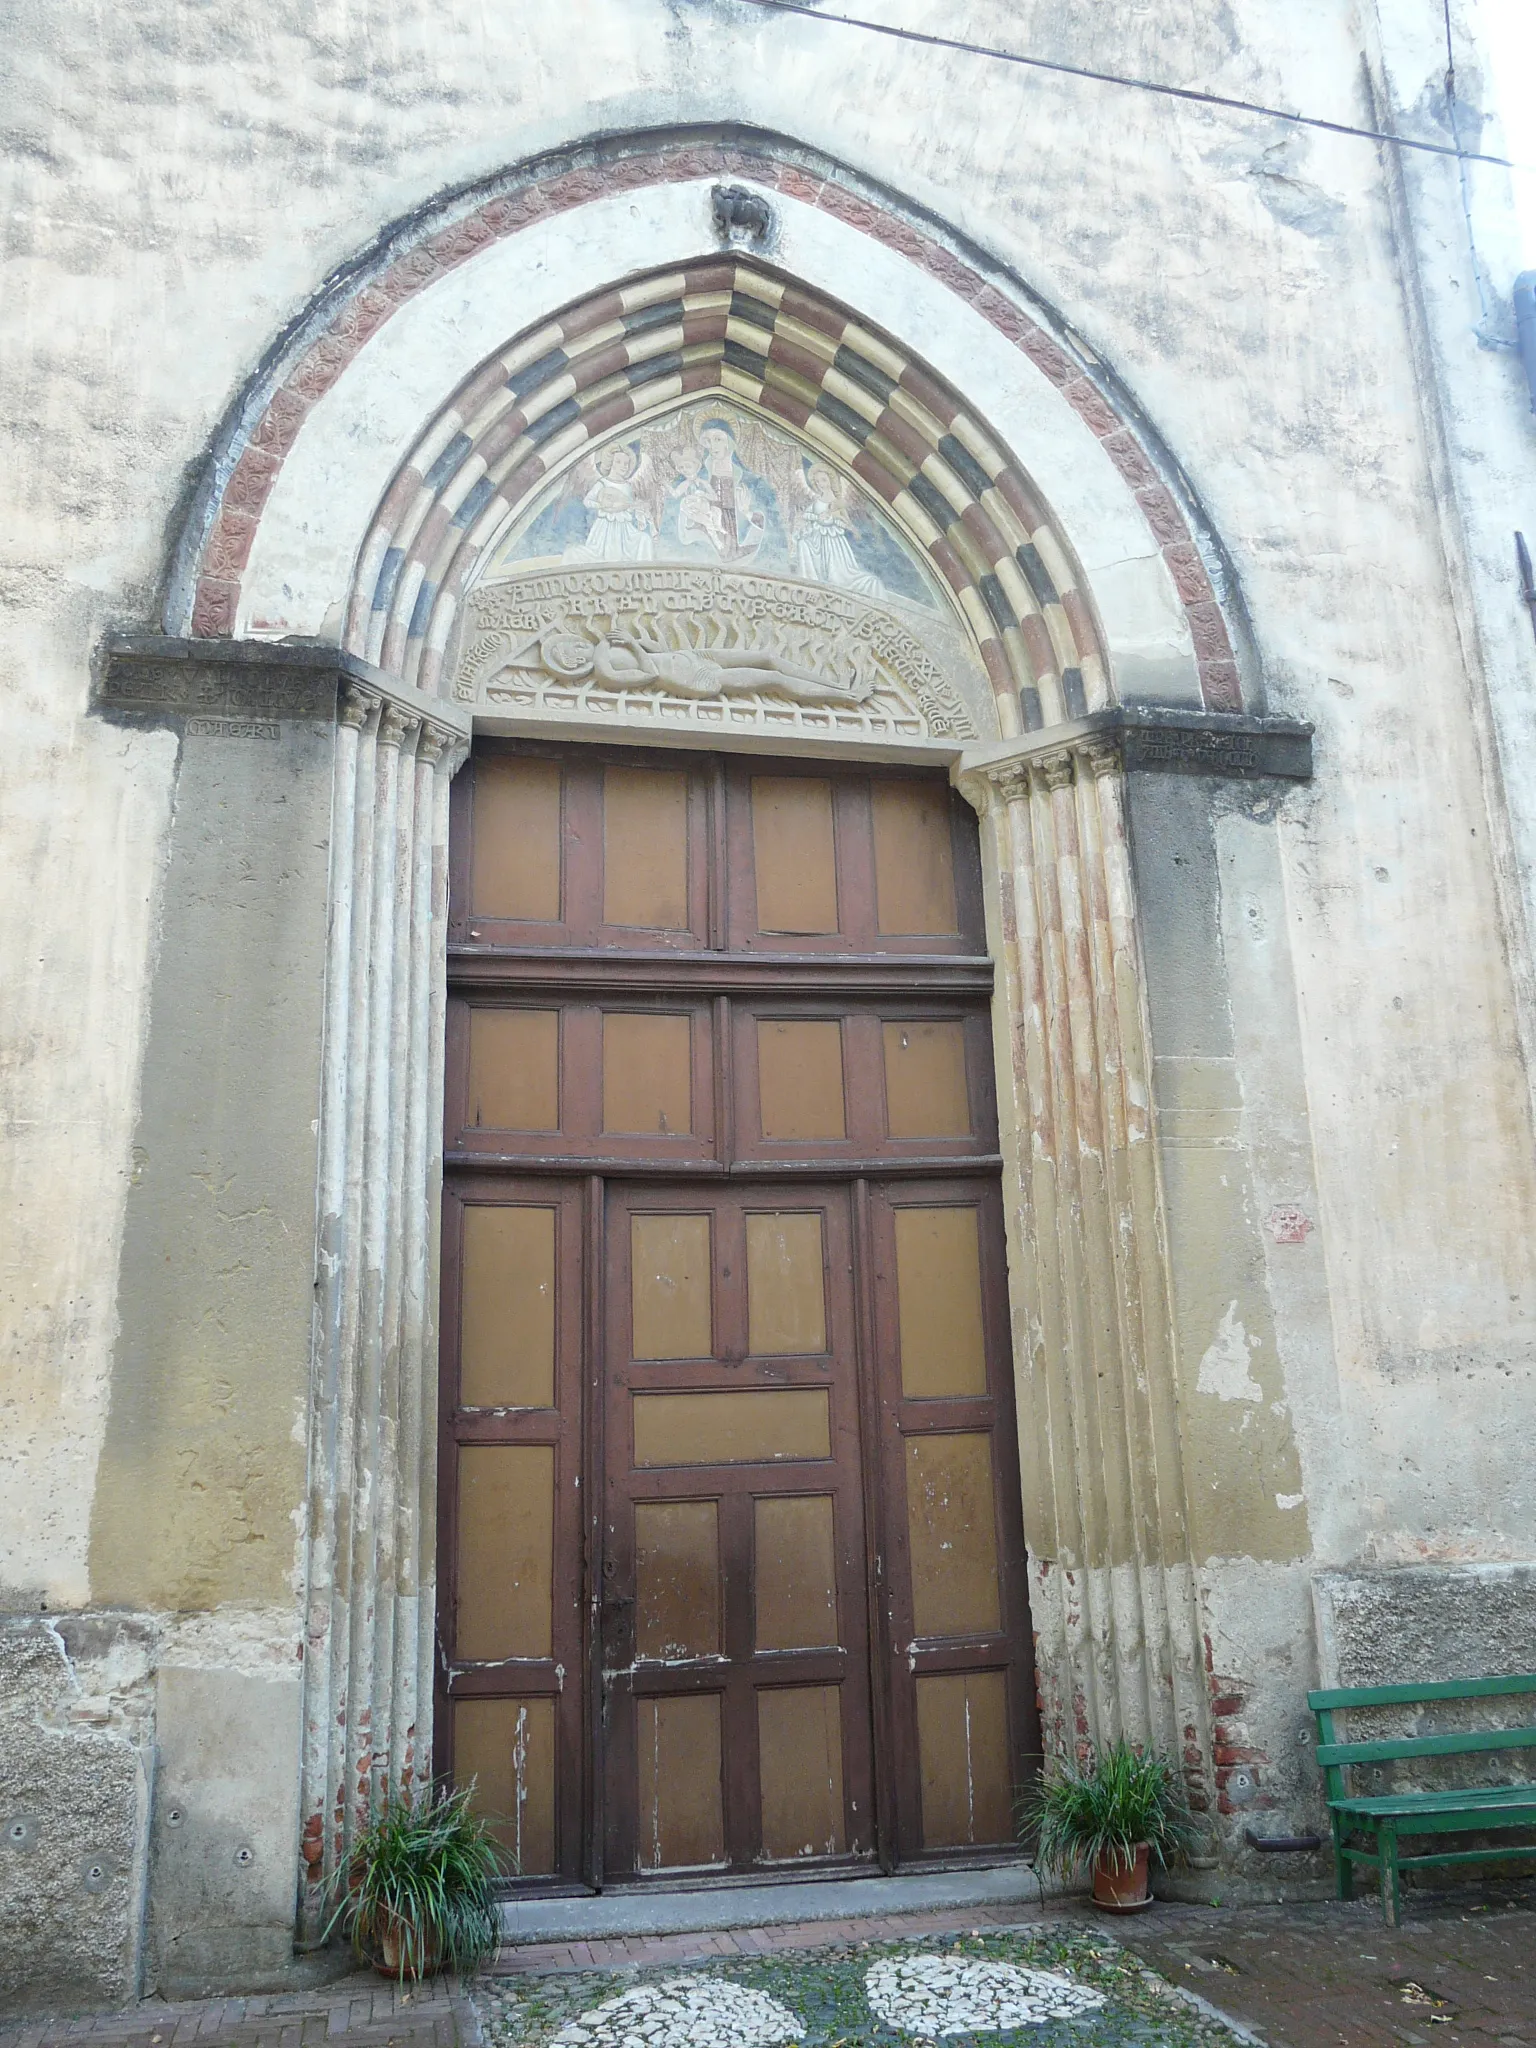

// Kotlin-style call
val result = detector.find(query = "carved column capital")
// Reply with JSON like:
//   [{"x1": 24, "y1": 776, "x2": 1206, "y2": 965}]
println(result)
[
  {"x1": 339, "y1": 682, "x2": 378, "y2": 730},
  {"x1": 417, "y1": 719, "x2": 469, "y2": 770},
  {"x1": 1082, "y1": 738, "x2": 1123, "y2": 781},
  {"x1": 1035, "y1": 749, "x2": 1076, "y2": 793},
  {"x1": 377, "y1": 703, "x2": 419, "y2": 751}
]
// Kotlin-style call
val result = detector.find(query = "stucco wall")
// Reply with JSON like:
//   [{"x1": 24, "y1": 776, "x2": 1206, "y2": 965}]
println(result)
[{"x1": 2, "y1": 0, "x2": 1534, "y2": 1987}]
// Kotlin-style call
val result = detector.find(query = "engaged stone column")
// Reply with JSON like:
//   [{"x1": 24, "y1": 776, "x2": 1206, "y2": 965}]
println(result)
[
  {"x1": 959, "y1": 706, "x2": 1311, "y2": 1827},
  {"x1": 91, "y1": 640, "x2": 468, "y2": 1979},
  {"x1": 962, "y1": 735, "x2": 1209, "y2": 1811},
  {"x1": 300, "y1": 685, "x2": 467, "y2": 1936}
]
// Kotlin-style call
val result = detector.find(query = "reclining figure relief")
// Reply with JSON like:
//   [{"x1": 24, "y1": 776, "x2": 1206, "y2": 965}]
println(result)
[{"x1": 506, "y1": 624, "x2": 879, "y2": 706}]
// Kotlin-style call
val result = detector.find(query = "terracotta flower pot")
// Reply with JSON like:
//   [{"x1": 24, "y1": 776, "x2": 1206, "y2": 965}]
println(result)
[
  {"x1": 1091, "y1": 1841, "x2": 1152, "y2": 1912},
  {"x1": 374, "y1": 1913, "x2": 440, "y2": 1980}
]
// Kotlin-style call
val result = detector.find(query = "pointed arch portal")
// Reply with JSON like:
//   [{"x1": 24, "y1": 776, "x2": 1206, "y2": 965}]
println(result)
[{"x1": 99, "y1": 133, "x2": 1310, "y2": 1943}]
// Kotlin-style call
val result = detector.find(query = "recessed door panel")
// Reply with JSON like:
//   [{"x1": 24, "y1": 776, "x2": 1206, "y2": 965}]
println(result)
[
  {"x1": 751, "y1": 776, "x2": 839, "y2": 934},
  {"x1": 459, "y1": 1205, "x2": 557, "y2": 1409},
  {"x1": 454, "y1": 1695, "x2": 561, "y2": 1875},
  {"x1": 468, "y1": 1010, "x2": 560, "y2": 1132},
  {"x1": 636, "y1": 1501, "x2": 721, "y2": 1659},
  {"x1": 916, "y1": 1670, "x2": 1012, "y2": 1848},
  {"x1": 454, "y1": 1696, "x2": 558, "y2": 1872},
  {"x1": 630, "y1": 1213, "x2": 713, "y2": 1360},
  {"x1": 905, "y1": 1433, "x2": 1001, "y2": 1639},
  {"x1": 632, "y1": 1389, "x2": 831, "y2": 1466},
  {"x1": 471, "y1": 756, "x2": 563, "y2": 923},
  {"x1": 894, "y1": 1206, "x2": 987, "y2": 1398},
  {"x1": 757, "y1": 1019, "x2": 846, "y2": 1140},
  {"x1": 604, "y1": 765, "x2": 690, "y2": 931},
  {"x1": 759, "y1": 1686, "x2": 846, "y2": 1860},
  {"x1": 871, "y1": 779, "x2": 959, "y2": 937},
  {"x1": 603, "y1": 1012, "x2": 693, "y2": 1136},
  {"x1": 636, "y1": 1695, "x2": 726, "y2": 1869},
  {"x1": 745, "y1": 1211, "x2": 828, "y2": 1357},
  {"x1": 883, "y1": 1020, "x2": 970, "y2": 1138},
  {"x1": 754, "y1": 1495, "x2": 839, "y2": 1651},
  {"x1": 456, "y1": 1444, "x2": 554, "y2": 1661}
]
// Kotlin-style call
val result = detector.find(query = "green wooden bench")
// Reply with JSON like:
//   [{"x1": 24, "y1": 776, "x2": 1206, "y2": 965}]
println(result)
[{"x1": 1309, "y1": 1674, "x2": 1536, "y2": 1924}]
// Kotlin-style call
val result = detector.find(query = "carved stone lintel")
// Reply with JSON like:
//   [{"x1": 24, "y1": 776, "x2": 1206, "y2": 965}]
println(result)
[{"x1": 455, "y1": 564, "x2": 984, "y2": 745}]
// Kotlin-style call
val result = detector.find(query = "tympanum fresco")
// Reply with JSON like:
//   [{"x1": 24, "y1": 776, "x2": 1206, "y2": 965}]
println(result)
[
  {"x1": 482, "y1": 402, "x2": 940, "y2": 610},
  {"x1": 459, "y1": 402, "x2": 991, "y2": 743}
]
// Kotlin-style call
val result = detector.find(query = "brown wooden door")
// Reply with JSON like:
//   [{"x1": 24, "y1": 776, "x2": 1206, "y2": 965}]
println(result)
[
  {"x1": 601, "y1": 1185, "x2": 874, "y2": 1875},
  {"x1": 867, "y1": 1178, "x2": 1034, "y2": 1855},
  {"x1": 438, "y1": 740, "x2": 1038, "y2": 1888}
]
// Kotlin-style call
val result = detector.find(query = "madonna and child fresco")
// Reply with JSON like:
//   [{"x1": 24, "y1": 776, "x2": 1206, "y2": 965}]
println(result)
[{"x1": 481, "y1": 401, "x2": 940, "y2": 611}]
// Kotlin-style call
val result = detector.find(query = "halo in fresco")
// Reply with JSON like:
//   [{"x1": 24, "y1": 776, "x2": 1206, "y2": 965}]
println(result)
[
  {"x1": 863, "y1": 1953, "x2": 1108, "y2": 2035},
  {"x1": 479, "y1": 401, "x2": 942, "y2": 612}
]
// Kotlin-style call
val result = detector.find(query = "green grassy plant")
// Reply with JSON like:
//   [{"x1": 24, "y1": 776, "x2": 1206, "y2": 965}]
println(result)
[
  {"x1": 326, "y1": 1781, "x2": 511, "y2": 1980},
  {"x1": 1020, "y1": 1738, "x2": 1199, "y2": 1879}
]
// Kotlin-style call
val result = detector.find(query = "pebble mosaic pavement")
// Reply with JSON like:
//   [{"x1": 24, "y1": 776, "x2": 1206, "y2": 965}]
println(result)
[{"x1": 472, "y1": 1928, "x2": 1246, "y2": 2048}]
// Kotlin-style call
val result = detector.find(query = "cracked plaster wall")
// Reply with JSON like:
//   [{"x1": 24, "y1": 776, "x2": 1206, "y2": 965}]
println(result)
[{"x1": 1, "y1": 0, "x2": 1534, "y2": 1979}]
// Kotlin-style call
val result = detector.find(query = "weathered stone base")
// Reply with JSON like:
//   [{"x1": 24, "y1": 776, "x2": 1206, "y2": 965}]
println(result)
[{"x1": 0, "y1": 1611, "x2": 325, "y2": 2012}]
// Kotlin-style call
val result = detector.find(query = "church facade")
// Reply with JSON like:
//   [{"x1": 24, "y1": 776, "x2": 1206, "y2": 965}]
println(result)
[{"x1": 3, "y1": 0, "x2": 1535, "y2": 2010}]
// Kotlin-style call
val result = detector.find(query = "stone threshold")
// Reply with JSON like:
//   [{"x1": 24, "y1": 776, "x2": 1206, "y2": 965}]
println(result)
[{"x1": 498, "y1": 1864, "x2": 1045, "y2": 1945}]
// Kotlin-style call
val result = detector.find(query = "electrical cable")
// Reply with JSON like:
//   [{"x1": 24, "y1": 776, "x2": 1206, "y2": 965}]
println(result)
[{"x1": 718, "y1": 0, "x2": 1533, "y2": 176}]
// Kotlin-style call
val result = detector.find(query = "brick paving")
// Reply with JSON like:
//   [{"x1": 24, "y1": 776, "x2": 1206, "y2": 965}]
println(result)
[
  {"x1": 0, "y1": 1973, "x2": 481, "y2": 2048},
  {"x1": 4, "y1": 1880, "x2": 1534, "y2": 2047},
  {"x1": 1113, "y1": 1880, "x2": 1536, "y2": 2048}
]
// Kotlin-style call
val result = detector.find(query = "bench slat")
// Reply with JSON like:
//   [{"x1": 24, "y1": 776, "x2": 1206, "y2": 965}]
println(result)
[
  {"x1": 1309, "y1": 1675, "x2": 1536, "y2": 1710},
  {"x1": 1330, "y1": 1783, "x2": 1536, "y2": 1817},
  {"x1": 1316, "y1": 1725, "x2": 1536, "y2": 1767},
  {"x1": 1334, "y1": 1803, "x2": 1536, "y2": 1831}
]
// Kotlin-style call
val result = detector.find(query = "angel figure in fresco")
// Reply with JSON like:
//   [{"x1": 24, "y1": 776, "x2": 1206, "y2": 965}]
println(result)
[
  {"x1": 561, "y1": 442, "x2": 658, "y2": 564},
  {"x1": 791, "y1": 460, "x2": 886, "y2": 598}
]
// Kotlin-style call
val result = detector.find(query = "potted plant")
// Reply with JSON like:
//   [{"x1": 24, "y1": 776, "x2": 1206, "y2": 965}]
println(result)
[
  {"x1": 326, "y1": 1781, "x2": 511, "y2": 1980},
  {"x1": 1021, "y1": 1738, "x2": 1197, "y2": 1912}
]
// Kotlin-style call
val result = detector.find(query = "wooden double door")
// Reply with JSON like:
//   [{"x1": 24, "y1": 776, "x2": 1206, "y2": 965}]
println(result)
[{"x1": 439, "y1": 742, "x2": 1037, "y2": 1887}]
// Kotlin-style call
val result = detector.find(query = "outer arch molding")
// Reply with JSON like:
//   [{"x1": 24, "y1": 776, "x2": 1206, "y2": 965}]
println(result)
[{"x1": 174, "y1": 130, "x2": 1244, "y2": 721}]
